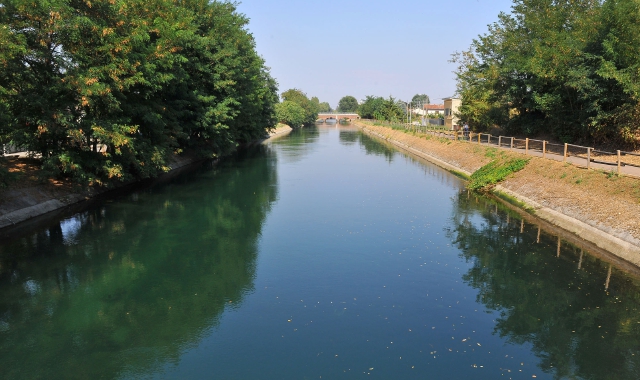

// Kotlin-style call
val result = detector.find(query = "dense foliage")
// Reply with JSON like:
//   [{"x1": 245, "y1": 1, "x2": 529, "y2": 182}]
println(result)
[
  {"x1": 280, "y1": 89, "x2": 319, "y2": 126},
  {"x1": 357, "y1": 95, "x2": 405, "y2": 122},
  {"x1": 337, "y1": 95, "x2": 358, "y2": 112},
  {"x1": 452, "y1": 0, "x2": 640, "y2": 146},
  {"x1": 275, "y1": 101, "x2": 305, "y2": 128},
  {"x1": 0, "y1": 0, "x2": 278, "y2": 185}
]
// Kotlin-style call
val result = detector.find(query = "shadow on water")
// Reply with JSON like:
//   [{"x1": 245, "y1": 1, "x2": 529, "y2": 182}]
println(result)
[
  {"x1": 448, "y1": 191, "x2": 640, "y2": 379},
  {"x1": 0, "y1": 145, "x2": 278, "y2": 380}
]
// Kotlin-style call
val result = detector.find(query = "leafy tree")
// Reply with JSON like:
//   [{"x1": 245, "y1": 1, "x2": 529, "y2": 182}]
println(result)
[
  {"x1": 338, "y1": 95, "x2": 358, "y2": 112},
  {"x1": 281, "y1": 89, "x2": 318, "y2": 125},
  {"x1": 311, "y1": 97, "x2": 332, "y2": 112},
  {"x1": 452, "y1": 0, "x2": 640, "y2": 145},
  {"x1": 357, "y1": 95, "x2": 404, "y2": 121},
  {"x1": 275, "y1": 101, "x2": 306, "y2": 128},
  {"x1": 411, "y1": 94, "x2": 430, "y2": 107},
  {"x1": 358, "y1": 96, "x2": 385, "y2": 119},
  {"x1": 0, "y1": 0, "x2": 278, "y2": 185},
  {"x1": 319, "y1": 102, "x2": 332, "y2": 112}
]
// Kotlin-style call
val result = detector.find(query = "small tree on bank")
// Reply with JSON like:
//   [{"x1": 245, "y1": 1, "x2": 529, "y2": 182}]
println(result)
[{"x1": 275, "y1": 101, "x2": 306, "y2": 128}]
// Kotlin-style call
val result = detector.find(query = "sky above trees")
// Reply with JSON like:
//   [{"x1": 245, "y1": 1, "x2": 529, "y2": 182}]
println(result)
[{"x1": 236, "y1": 0, "x2": 514, "y2": 108}]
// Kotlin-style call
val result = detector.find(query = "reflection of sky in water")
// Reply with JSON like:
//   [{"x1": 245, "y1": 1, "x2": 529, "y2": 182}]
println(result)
[
  {"x1": 60, "y1": 216, "x2": 82, "y2": 245},
  {"x1": 22, "y1": 279, "x2": 41, "y2": 296}
]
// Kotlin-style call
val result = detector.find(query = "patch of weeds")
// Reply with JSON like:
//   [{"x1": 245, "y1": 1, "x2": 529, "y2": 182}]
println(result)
[
  {"x1": 606, "y1": 171, "x2": 617, "y2": 179},
  {"x1": 575, "y1": 176, "x2": 583, "y2": 184},
  {"x1": 468, "y1": 158, "x2": 530, "y2": 190},
  {"x1": 560, "y1": 172, "x2": 567, "y2": 179},
  {"x1": 485, "y1": 147, "x2": 497, "y2": 158},
  {"x1": 449, "y1": 169, "x2": 471, "y2": 180}
]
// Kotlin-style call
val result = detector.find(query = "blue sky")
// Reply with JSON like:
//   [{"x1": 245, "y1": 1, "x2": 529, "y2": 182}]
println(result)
[{"x1": 236, "y1": 0, "x2": 515, "y2": 108}]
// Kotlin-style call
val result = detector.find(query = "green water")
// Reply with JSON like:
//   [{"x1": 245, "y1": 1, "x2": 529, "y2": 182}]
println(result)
[{"x1": 1, "y1": 126, "x2": 639, "y2": 379}]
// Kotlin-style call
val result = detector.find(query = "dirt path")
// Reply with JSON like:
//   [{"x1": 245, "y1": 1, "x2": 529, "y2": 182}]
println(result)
[{"x1": 356, "y1": 122, "x2": 640, "y2": 266}]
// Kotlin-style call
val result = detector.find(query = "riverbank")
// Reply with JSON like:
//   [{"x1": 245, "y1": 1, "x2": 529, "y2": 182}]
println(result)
[
  {"x1": 356, "y1": 121, "x2": 640, "y2": 267},
  {"x1": 268, "y1": 124, "x2": 293, "y2": 139},
  {"x1": 0, "y1": 127, "x2": 290, "y2": 233}
]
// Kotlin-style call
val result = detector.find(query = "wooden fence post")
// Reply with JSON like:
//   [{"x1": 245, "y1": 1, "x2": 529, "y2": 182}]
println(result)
[
  {"x1": 543, "y1": 141, "x2": 547, "y2": 159},
  {"x1": 587, "y1": 147, "x2": 591, "y2": 169},
  {"x1": 488, "y1": 135, "x2": 491, "y2": 145},
  {"x1": 525, "y1": 138, "x2": 529, "y2": 155},
  {"x1": 510, "y1": 137, "x2": 514, "y2": 150},
  {"x1": 563, "y1": 143, "x2": 568, "y2": 162},
  {"x1": 478, "y1": 133, "x2": 481, "y2": 144},
  {"x1": 498, "y1": 136, "x2": 502, "y2": 148},
  {"x1": 617, "y1": 150, "x2": 621, "y2": 175}
]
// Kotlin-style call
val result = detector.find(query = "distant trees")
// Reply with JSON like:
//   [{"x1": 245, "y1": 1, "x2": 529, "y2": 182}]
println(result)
[
  {"x1": 338, "y1": 96, "x2": 359, "y2": 112},
  {"x1": 411, "y1": 94, "x2": 430, "y2": 107},
  {"x1": 452, "y1": 0, "x2": 640, "y2": 145},
  {"x1": 281, "y1": 89, "x2": 320, "y2": 126},
  {"x1": 311, "y1": 97, "x2": 332, "y2": 113},
  {"x1": 0, "y1": 0, "x2": 279, "y2": 184},
  {"x1": 358, "y1": 96, "x2": 404, "y2": 122}
]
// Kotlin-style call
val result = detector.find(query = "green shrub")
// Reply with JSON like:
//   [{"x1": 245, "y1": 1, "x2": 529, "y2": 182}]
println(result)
[{"x1": 468, "y1": 158, "x2": 529, "y2": 190}]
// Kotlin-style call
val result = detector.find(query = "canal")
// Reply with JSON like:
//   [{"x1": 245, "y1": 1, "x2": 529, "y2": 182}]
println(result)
[{"x1": 1, "y1": 126, "x2": 639, "y2": 379}]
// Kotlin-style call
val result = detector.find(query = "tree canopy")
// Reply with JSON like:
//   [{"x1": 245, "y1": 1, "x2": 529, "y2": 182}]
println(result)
[
  {"x1": 357, "y1": 95, "x2": 404, "y2": 122},
  {"x1": 452, "y1": 0, "x2": 640, "y2": 146},
  {"x1": 311, "y1": 97, "x2": 332, "y2": 113},
  {"x1": 411, "y1": 94, "x2": 430, "y2": 107},
  {"x1": 281, "y1": 89, "x2": 319, "y2": 126},
  {"x1": 275, "y1": 101, "x2": 306, "y2": 128},
  {"x1": 338, "y1": 96, "x2": 359, "y2": 112},
  {"x1": 0, "y1": 0, "x2": 278, "y2": 185}
]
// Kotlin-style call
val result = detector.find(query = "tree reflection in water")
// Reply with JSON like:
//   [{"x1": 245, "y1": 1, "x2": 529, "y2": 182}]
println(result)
[
  {"x1": 448, "y1": 191, "x2": 640, "y2": 379},
  {"x1": 0, "y1": 146, "x2": 278, "y2": 380}
]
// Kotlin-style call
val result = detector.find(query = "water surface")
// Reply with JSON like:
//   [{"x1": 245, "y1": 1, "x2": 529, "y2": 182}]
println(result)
[{"x1": 1, "y1": 126, "x2": 639, "y2": 379}]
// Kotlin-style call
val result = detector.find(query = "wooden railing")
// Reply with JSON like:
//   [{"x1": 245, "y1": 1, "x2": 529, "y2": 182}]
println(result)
[{"x1": 358, "y1": 119, "x2": 640, "y2": 178}]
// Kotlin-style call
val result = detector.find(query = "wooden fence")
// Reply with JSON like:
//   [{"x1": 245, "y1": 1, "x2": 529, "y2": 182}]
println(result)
[{"x1": 359, "y1": 120, "x2": 640, "y2": 178}]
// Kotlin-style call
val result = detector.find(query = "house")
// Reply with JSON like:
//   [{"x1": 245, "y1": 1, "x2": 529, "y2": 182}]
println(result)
[
  {"x1": 423, "y1": 104, "x2": 445, "y2": 115},
  {"x1": 443, "y1": 97, "x2": 461, "y2": 130}
]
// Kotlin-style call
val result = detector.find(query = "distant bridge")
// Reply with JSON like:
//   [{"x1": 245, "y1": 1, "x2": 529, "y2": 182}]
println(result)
[{"x1": 317, "y1": 113, "x2": 360, "y2": 123}]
